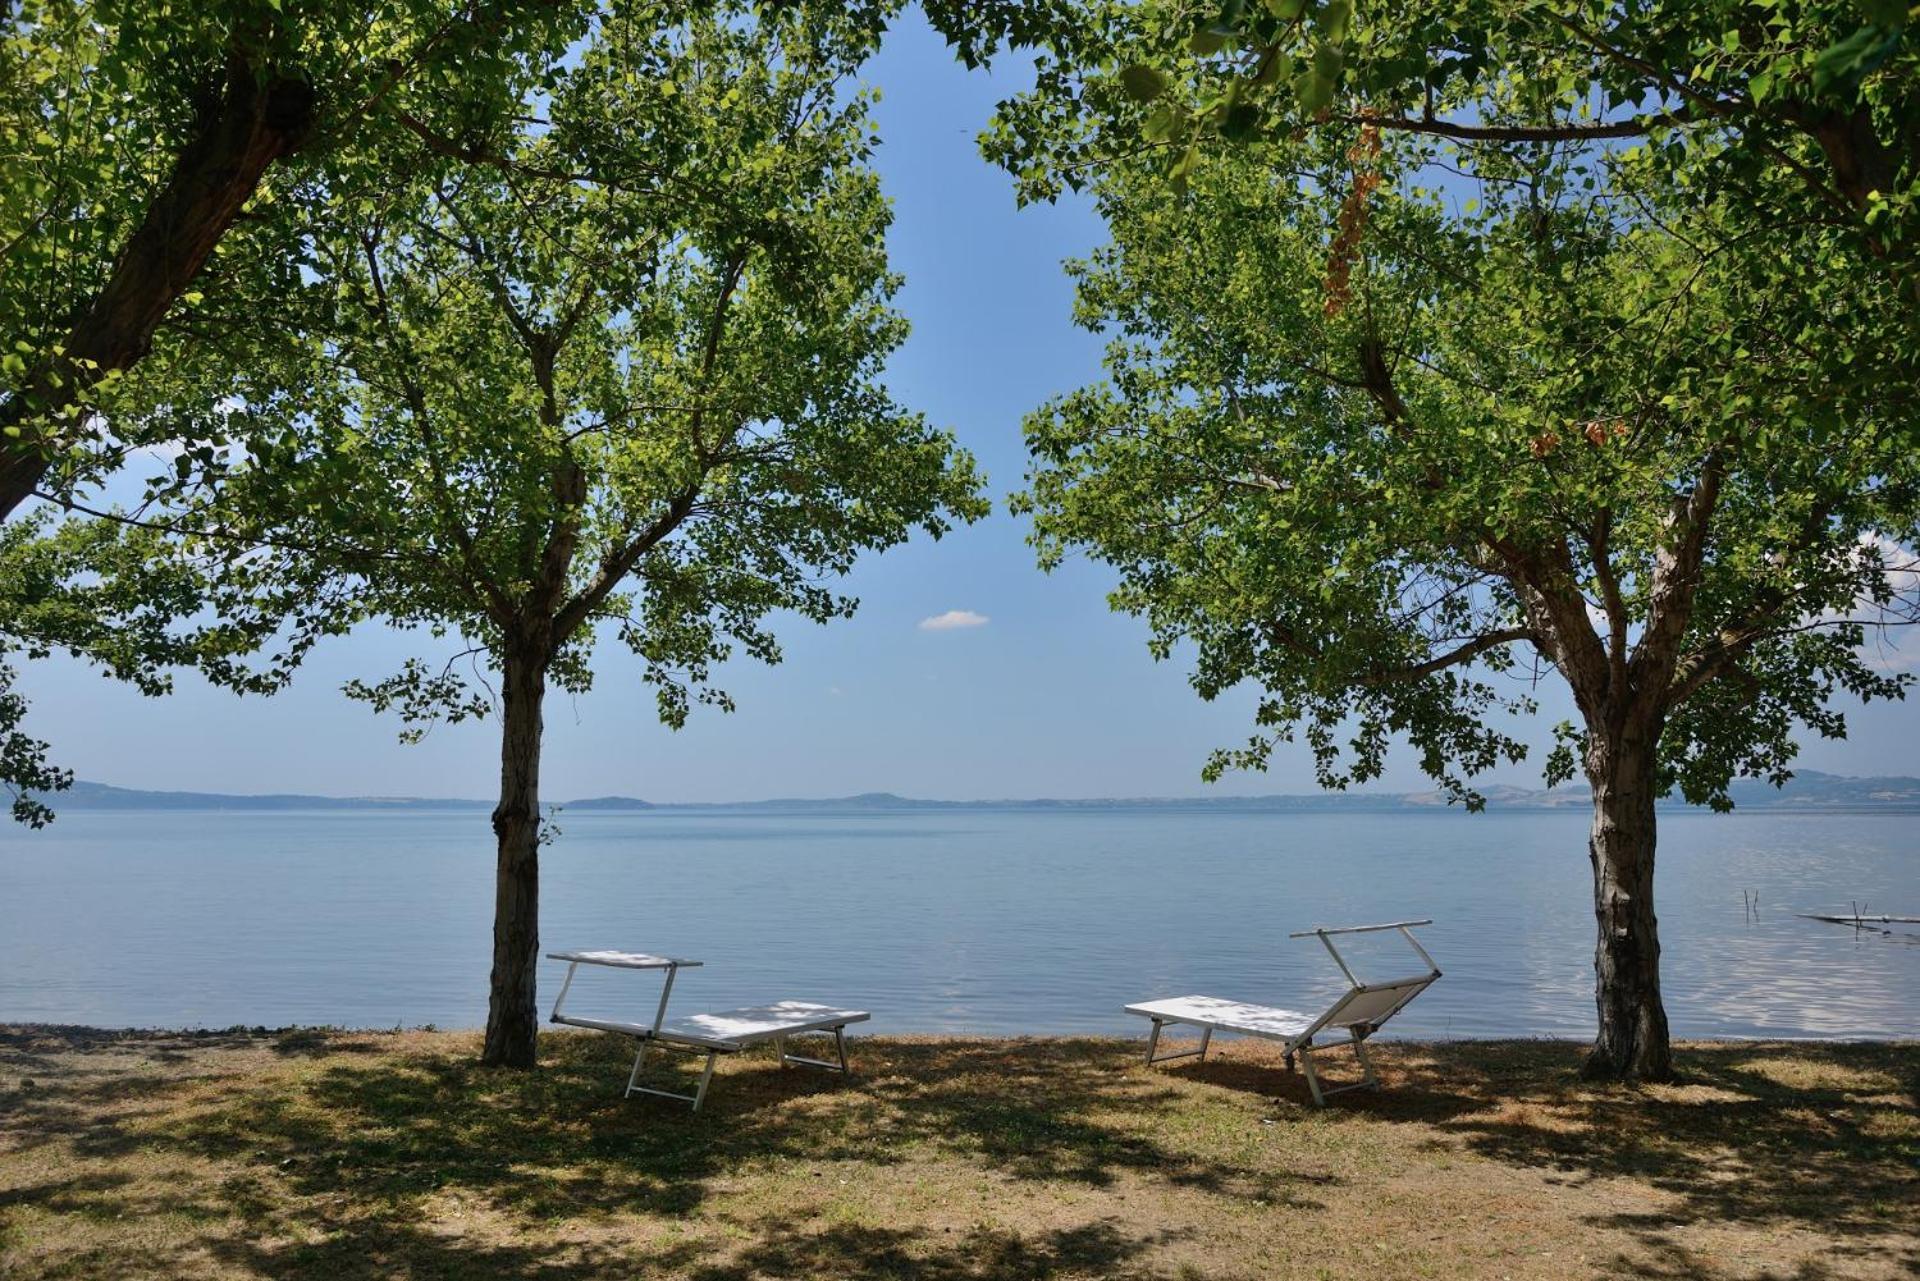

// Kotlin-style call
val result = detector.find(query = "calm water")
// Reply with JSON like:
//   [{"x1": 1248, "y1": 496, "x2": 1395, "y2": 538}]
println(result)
[{"x1": 1, "y1": 808, "x2": 1915, "y2": 1040}]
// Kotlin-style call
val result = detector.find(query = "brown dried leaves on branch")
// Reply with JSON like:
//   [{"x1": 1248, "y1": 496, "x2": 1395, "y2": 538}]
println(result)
[{"x1": 1322, "y1": 122, "x2": 1381, "y2": 319}]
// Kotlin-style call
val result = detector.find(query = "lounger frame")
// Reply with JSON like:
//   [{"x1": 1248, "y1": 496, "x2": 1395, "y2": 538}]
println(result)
[
  {"x1": 619, "y1": 1012, "x2": 861, "y2": 1111},
  {"x1": 545, "y1": 950, "x2": 866, "y2": 1111},
  {"x1": 1129, "y1": 919, "x2": 1441, "y2": 1106}
]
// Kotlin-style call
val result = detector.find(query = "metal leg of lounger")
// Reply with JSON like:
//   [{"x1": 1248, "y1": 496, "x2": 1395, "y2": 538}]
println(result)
[
  {"x1": 1298, "y1": 1045, "x2": 1327, "y2": 1106},
  {"x1": 550, "y1": 961, "x2": 581, "y2": 1024},
  {"x1": 626, "y1": 1038, "x2": 725, "y2": 1109},
  {"x1": 691, "y1": 1050, "x2": 719, "y2": 1111},
  {"x1": 625, "y1": 1040, "x2": 651, "y2": 1097},
  {"x1": 1299, "y1": 1032, "x2": 1383, "y2": 1106},
  {"x1": 1144, "y1": 1019, "x2": 1211, "y2": 1067},
  {"x1": 1350, "y1": 1028, "x2": 1380, "y2": 1090},
  {"x1": 779, "y1": 1025, "x2": 852, "y2": 1073}
]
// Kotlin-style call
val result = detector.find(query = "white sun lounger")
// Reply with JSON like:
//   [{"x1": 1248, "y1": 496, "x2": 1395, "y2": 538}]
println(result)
[
  {"x1": 1126, "y1": 919, "x2": 1441, "y2": 1106},
  {"x1": 546, "y1": 949, "x2": 868, "y2": 1111}
]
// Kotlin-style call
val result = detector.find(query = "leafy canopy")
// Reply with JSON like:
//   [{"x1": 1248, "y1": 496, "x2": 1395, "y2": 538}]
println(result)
[
  {"x1": 1, "y1": 0, "x2": 587, "y2": 494},
  {"x1": 135, "y1": 3, "x2": 985, "y2": 730},
  {"x1": 1016, "y1": 111, "x2": 1918, "y2": 807}
]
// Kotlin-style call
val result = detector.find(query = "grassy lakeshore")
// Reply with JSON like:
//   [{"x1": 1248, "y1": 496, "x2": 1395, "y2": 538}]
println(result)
[{"x1": 1, "y1": 1028, "x2": 1914, "y2": 1280}]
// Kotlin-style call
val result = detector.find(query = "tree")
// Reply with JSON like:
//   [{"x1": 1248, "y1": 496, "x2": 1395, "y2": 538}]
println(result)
[
  {"x1": 0, "y1": 0, "x2": 597, "y2": 820},
  {"x1": 0, "y1": 0, "x2": 585, "y2": 523},
  {"x1": 955, "y1": 1, "x2": 1920, "y2": 446},
  {"x1": 1014, "y1": 119, "x2": 1919, "y2": 1079},
  {"x1": 137, "y1": 6, "x2": 985, "y2": 1067},
  {"x1": 953, "y1": 0, "x2": 1918, "y2": 259}
]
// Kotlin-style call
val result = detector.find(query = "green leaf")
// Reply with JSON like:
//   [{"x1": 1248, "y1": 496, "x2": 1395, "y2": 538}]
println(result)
[
  {"x1": 1282, "y1": 39, "x2": 1345, "y2": 115},
  {"x1": 1120, "y1": 65, "x2": 1173, "y2": 101},
  {"x1": 1860, "y1": 0, "x2": 1905, "y2": 27},
  {"x1": 1142, "y1": 104, "x2": 1182, "y2": 143},
  {"x1": 1189, "y1": 27, "x2": 1231, "y2": 56},
  {"x1": 1321, "y1": 0, "x2": 1354, "y2": 44},
  {"x1": 1220, "y1": 101, "x2": 1264, "y2": 141}
]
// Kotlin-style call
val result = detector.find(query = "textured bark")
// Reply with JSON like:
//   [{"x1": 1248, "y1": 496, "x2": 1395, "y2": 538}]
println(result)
[
  {"x1": 0, "y1": 55, "x2": 314, "y2": 521},
  {"x1": 481, "y1": 647, "x2": 546, "y2": 1068},
  {"x1": 1582, "y1": 730, "x2": 1674, "y2": 1082}
]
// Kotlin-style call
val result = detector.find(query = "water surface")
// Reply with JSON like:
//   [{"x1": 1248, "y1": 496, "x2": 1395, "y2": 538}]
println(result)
[{"x1": 2, "y1": 808, "x2": 1914, "y2": 1040}]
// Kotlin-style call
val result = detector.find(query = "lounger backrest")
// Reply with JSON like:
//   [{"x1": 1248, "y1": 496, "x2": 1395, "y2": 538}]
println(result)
[{"x1": 1316, "y1": 973, "x2": 1436, "y2": 1034}]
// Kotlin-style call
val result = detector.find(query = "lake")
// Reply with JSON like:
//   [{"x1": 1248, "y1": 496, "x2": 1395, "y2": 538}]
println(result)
[{"x1": 1, "y1": 808, "x2": 1915, "y2": 1040}]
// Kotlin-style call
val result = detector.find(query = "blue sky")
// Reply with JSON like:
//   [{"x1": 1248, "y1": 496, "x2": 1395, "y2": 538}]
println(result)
[{"x1": 16, "y1": 11, "x2": 1918, "y2": 802}]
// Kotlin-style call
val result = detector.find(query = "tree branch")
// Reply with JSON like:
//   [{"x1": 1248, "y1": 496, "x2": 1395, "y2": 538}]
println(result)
[
  {"x1": 359, "y1": 227, "x2": 516, "y2": 625},
  {"x1": 1587, "y1": 507, "x2": 1630, "y2": 686},
  {"x1": 1630, "y1": 450, "x2": 1725, "y2": 701},
  {"x1": 1353, "y1": 112, "x2": 1680, "y2": 145},
  {"x1": 550, "y1": 250, "x2": 750, "y2": 637},
  {"x1": 1352, "y1": 627, "x2": 1538, "y2": 686}
]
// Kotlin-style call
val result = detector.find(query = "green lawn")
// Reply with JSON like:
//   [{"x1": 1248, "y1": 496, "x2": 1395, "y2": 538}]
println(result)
[{"x1": 2, "y1": 1027, "x2": 1914, "y2": 1279}]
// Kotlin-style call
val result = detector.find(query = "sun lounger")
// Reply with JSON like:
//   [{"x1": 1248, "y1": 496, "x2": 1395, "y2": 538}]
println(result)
[
  {"x1": 1126, "y1": 919, "x2": 1441, "y2": 1106},
  {"x1": 546, "y1": 949, "x2": 868, "y2": 1111}
]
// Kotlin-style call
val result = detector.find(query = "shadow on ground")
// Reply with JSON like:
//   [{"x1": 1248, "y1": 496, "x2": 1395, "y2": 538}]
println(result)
[{"x1": 2, "y1": 1028, "x2": 1914, "y2": 1279}]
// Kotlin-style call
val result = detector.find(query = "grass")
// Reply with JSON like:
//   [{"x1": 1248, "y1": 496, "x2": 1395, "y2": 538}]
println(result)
[{"x1": 1, "y1": 1027, "x2": 1915, "y2": 1279}]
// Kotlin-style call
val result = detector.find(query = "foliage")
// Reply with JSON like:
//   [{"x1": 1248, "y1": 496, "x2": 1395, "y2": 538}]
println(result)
[
  {"x1": 1013, "y1": 117, "x2": 1919, "y2": 809},
  {"x1": 0, "y1": 0, "x2": 587, "y2": 498},
  {"x1": 956, "y1": 1, "x2": 1920, "y2": 446},
  {"x1": 134, "y1": 2, "x2": 985, "y2": 747},
  {"x1": 0, "y1": 0, "x2": 595, "y2": 821},
  {"x1": 0, "y1": 509, "x2": 302, "y2": 823},
  {"x1": 957, "y1": 1, "x2": 1917, "y2": 226}
]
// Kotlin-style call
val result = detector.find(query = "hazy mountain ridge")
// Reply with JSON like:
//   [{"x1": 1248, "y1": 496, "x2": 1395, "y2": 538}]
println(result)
[{"x1": 51, "y1": 770, "x2": 1920, "y2": 813}]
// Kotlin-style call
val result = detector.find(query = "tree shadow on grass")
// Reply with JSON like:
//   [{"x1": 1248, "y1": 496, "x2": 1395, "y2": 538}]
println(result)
[
  {"x1": 28, "y1": 1032, "x2": 1291, "y2": 1277},
  {"x1": 160, "y1": 1034, "x2": 1291, "y2": 1208},
  {"x1": 14, "y1": 1027, "x2": 1910, "y2": 1280},
  {"x1": 683, "y1": 1215, "x2": 1178, "y2": 1281},
  {"x1": 1384, "y1": 1040, "x2": 1919, "y2": 1274},
  {"x1": 191, "y1": 1214, "x2": 1178, "y2": 1281}
]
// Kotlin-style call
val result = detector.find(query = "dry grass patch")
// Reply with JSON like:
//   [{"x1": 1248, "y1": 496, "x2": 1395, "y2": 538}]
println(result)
[{"x1": 1, "y1": 1026, "x2": 1914, "y2": 1280}]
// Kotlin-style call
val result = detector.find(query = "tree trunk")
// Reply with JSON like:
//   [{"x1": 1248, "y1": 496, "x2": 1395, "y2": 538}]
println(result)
[
  {"x1": 481, "y1": 648, "x2": 547, "y2": 1068},
  {"x1": 0, "y1": 55, "x2": 313, "y2": 522},
  {"x1": 1582, "y1": 734, "x2": 1674, "y2": 1082}
]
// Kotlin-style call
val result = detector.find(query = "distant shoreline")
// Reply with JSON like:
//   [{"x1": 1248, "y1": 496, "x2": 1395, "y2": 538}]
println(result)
[{"x1": 42, "y1": 771, "x2": 1920, "y2": 815}]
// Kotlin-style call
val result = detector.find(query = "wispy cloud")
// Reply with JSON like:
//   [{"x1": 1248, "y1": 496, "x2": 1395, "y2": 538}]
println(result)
[
  {"x1": 1818, "y1": 532, "x2": 1920, "y2": 672},
  {"x1": 918, "y1": 609, "x2": 989, "y2": 632}
]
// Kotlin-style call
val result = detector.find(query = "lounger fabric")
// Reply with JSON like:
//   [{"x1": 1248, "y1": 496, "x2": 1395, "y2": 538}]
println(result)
[
  {"x1": 1125, "y1": 996, "x2": 1314, "y2": 1040},
  {"x1": 654, "y1": 1002, "x2": 870, "y2": 1050},
  {"x1": 547, "y1": 949, "x2": 699, "y2": 970}
]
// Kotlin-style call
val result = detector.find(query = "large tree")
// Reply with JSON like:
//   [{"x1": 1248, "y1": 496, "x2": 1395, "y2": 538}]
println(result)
[
  {"x1": 136, "y1": 5, "x2": 985, "y2": 1067},
  {"x1": 0, "y1": 0, "x2": 596, "y2": 819},
  {"x1": 1015, "y1": 118, "x2": 1918, "y2": 1079},
  {"x1": 0, "y1": 0, "x2": 588, "y2": 521}
]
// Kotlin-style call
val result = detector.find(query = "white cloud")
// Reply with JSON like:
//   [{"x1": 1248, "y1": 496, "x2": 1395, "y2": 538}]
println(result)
[
  {"x1": 918, "y1": 609, "x2": 989, "y2": 632},
  {"x1": 1813, "y1": 532, "x2": 1920, "y2": 673}
]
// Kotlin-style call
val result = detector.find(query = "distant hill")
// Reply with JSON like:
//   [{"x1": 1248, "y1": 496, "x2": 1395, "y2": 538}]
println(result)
[
  {"x1": 48, "y1": 770, "x2": 1920, "y2": 813},
  {"x1": 58, "y1": 780, "x2": 491, "y2": 811}
]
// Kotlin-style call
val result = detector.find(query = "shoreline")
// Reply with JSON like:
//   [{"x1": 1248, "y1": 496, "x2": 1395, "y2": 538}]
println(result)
[{"x1": 6, "y1": 1022, "x2": 1917, "y2": 1047}]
